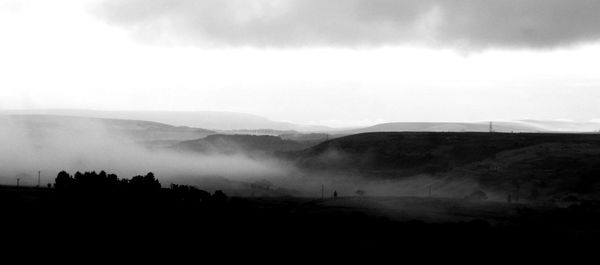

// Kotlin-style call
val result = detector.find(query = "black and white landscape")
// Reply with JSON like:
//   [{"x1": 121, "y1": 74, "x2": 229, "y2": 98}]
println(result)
[{"x1": 1, "y1": 0, "x2": 600, "y2": 258}]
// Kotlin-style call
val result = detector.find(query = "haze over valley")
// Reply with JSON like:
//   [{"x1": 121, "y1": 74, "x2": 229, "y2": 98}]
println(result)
[
  {"x1": 2, "y1": 111, "x2": 599, "y2": 202},
  {"x1": 2, "y1": 0, "x2": 600, "y2": 255}
]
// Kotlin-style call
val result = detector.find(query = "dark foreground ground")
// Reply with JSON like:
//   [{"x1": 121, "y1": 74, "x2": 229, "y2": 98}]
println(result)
[{"x1": 1, "y1": 185, "x2": 599, "y2": 259}]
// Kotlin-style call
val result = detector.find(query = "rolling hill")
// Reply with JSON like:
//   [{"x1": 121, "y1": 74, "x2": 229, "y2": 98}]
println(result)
[
  {"x1": 287, "y1": 132, "x2": 600, "y2": 199},
  {"x1": 339, "y1": 121, "x2": 545, "y2": 134},
  {"x1": 172, "y1": 134, "x2": 318, "y2": 156},
  {"x1": 0, "y1": 109, "x2": 332, "y2": 131},
  {"x1": 1, "y1": 115, "x2": 215, "y2": 143},
  {"x1": 518, "y1": 119, "x2": 600, "y2": 132}
]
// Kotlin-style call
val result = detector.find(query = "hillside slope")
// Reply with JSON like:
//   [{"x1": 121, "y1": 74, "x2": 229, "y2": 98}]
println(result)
[
  {"x1": 288, "y1": 132, "x2": 600, "y2": 199},
  {"x1": 1, "y1": 115, "x2": 215, "y2": 143},
  {"x1": 340, "y1": 122, "x2": 544, "y2": 134},
  {"x1": 1, "y1": 109, "x2": 331, "y2": 131},
  {"x1": 173, "y1": 134, "x2": 317, "y2": 155}
]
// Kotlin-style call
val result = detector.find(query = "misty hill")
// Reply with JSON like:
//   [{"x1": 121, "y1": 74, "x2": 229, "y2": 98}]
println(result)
[
  {"x1": 518, "y1": 120, "x2": 600, "y2": 132},
  {"x1": 1, "y1": 109, "x2": 331, "y2": 131},
  {"x1": 277, "y1": 133, "x2": 331, "y2": 149},
  {"x1": 214, "y1": 131, "x2": 330, "y2": 147},
  {"x1": 173, "y1": 134, "x2": 318, "y2": 155},
  {"x1": 340, "y1": 122, "x2": 545, "y2": 134},
  {"x1": 216, "y1": 129, "x2": 299, "y2": 136},
  {"x1": 288, "y1": 132, "x2": 600, "y2": 199},
  {"x1": 1, "y1": 115, "x2": 215, "y2": 143}
]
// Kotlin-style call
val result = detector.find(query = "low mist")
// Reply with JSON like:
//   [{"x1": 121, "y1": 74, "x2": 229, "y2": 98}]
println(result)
[
  {"x1": 0, "y1": 115, "x2": 292, "y2": 188},
  {"x1": 291, "y1": 171, "x2": 491, "y2": 201},
  {"x1": 0, "y1": 115, "x2": 495, "y2": 200}
]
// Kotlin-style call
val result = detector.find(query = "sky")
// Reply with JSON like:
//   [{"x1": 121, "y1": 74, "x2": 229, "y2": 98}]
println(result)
[{"x1": 1, "y1": 0, "x2": 599, "y2": 127}]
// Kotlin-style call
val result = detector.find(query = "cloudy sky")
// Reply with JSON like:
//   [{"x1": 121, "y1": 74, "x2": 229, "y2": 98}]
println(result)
[{"x1": 1, "y1": 0, "x2": 599, "y2": 127}]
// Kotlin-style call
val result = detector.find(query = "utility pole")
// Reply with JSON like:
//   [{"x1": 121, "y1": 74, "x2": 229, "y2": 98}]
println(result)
[
  {"x1": 17, "y1": 178, "x2": 20, "y2": 188},
  {"x1": 37, "y1": 171, "x2": 41, "y2": 187},
  {"x1": 489, "y1": 121, "x2": 493, "y2": 133}
]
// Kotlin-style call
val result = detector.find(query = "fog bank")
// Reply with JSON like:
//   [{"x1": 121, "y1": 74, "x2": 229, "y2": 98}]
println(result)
[{"x1": 0, "y1": 115, "x2": 291, "y2": 186}]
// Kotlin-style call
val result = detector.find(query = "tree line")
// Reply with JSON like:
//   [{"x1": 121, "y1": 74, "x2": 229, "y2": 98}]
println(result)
[
  {"x1": 55, "y1": 171, "x2": 161, "y2": 192},
  {"x1": 54, "y1": 170, "x2": 227, "y2": 203}
]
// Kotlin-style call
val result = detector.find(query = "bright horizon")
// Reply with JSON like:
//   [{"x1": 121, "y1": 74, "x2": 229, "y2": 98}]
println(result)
[{"x1": 1, "y1": 0, "x2": 600, "y2": 128}]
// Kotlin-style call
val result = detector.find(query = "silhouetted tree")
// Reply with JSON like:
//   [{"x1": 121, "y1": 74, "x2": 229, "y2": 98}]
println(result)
[
  {"x1": 74, "y1": 171, "x2": 84, "y2": 184},
  {"x1": 130, "y1": 172, "x2": 161, "y2": 191},
  {"x1": 107, "y1": 173, "x2": 118, "y2": 183},
  {"x1": 170, "y1": 184, "x2": 211, "y2": 202},
  {"x1": 212, "y1": 190, "x2": 228, "y2": 202},
  {"x1": 55, "y1": 171, "x2": 73, "y2": 190}
]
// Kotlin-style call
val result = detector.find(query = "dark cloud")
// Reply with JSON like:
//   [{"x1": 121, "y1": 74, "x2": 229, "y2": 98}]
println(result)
[{"x1": 94, "y1": 0, "x2": 600, "y2": 49}]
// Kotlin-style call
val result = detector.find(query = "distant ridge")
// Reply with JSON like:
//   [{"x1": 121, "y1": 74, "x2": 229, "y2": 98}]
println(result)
[
  {"x1": 173, "y1": 134, "x2": 316, "y2": 155},
  {"x1": 339, "y1": 121, "x2": 545, "y2": 134},
  {"x1": 0, "y1": 109, "x2": 332, "y2": 132},
  {"x1": 518, "y1": 120, "x2": 600, "y2": 132},
  {"x1": 0, "y1": 114, "x2": 215, "y2": 142}
]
